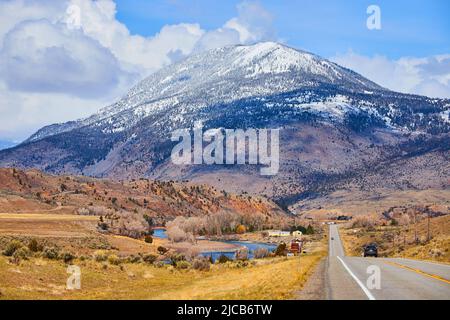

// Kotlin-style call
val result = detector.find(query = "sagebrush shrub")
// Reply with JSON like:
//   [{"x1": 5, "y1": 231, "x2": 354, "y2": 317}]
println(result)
[
  {"x1": 142, "y1": 254, "x2": 157, "y2": 264},
  {"x1": 42, "y1": 247, "x2": 60, "y2": 260},
  {"x1": 108, "y1": 254, "x2": 121, "y2": 265},
  {"x1": 192, "y1": 257, "x2": 210, "y2": 271},
  {"x1": 127, "y1": 255, "x2": 142, "y2": 263},
  {"x1": 13, "y1": 247, "x2": 31, "y2": 260},
  {"x1": 28, "y1": 238, "x2": 42, "y2": 252},
  {"x1": 3, "y1": 240, "x2": 23, "y2": 256},
  {"x1": 60, "y1": 251, "x2": 76, "y2": 264},
  {"x1": 235, "y1": 248, "x2": 249, "y2": 261},
  {"x1": 275, "y1": 242, "x2": 287, "y2": 256},
  {"x1": 253, "y1": 247, "x2": 269, "y2": 259},
  {"x1": 93, "y1": 250, "x2": 108, "y2": 262},
  {"x1": 218, "y1": 254, "x2": 231, "y2": 263},
  {"x1": 175, "y1": 260, "x2": 191, "y2": 270},
  {"x1": 235, "y1": 260, "x2": 249, "y2": 268},
  {"x1": 157, "y1": 246, "x2": 168, "y2": 255},
  {"x1": 169, "y1": 253, "x2": 185, "y2": 266}
]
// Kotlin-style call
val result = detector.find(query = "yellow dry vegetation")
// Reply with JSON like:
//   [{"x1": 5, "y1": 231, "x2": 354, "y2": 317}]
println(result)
[
  {"x1": 340, "y1": 215, "x2": 450, "y2": 263},
  {"x1": 0, "y1": 250, "x2": 325, "y2": 300},
  {"x1": 0, "y1": 213, "x2": 98, "y2": 221}
]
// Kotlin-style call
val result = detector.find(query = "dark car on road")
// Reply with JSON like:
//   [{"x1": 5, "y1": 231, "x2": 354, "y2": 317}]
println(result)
[{"x1": 363, "y1": 244, "x2": 378, "y2": 257}]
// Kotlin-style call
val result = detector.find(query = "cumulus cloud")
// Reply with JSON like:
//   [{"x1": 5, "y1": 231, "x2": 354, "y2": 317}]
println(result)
[
  {"x1": 0, "y1": 0, "x2": 276, "y2": 141},
  {"x1": 332, "y1": 51, "x2": 450, "y2": 99},
  {"x1": 67, "y1": 0, "x2": 204, "y2": 73},
  {"x1": 0, "y1": 81, "x2": 103, "y2": 141},
  {"x1": 194, "y1": 28, "x2": 241, "y2": 52},
  {"x1": 225, "y1": 1, "x2": 274, "y2": 43},
  {"x1": 1, "y1": 0, "x2": 447, "y2": 145},
  {"x1": 0, "y1": 19, "x2": 135, "y2": 98},
  {"x1": 0, "y1": 0, "x2": 66, "y2": 41},
  {"x1": 194, "y1": 1, "x2": 274, "y2": 52}
]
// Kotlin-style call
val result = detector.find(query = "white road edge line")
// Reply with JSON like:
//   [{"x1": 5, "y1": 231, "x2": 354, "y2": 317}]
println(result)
[
  {"x1": 337, "y1": 256, "x2": 376, "y2": 300},
  {"x1": 392, "y1": 258, "x2": 450, "y2": 268}
]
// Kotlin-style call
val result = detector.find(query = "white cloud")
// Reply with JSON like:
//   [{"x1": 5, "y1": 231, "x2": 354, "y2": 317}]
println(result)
[
  {"x1": 194, "y1": 1, "x2": 274, "y2": 52},
  {"x1": 0, "y1": 0, "x2": 276, "y2": 142},
  {"x1": 0, "y1": 0, "x2": 66, "y2": 42},
  {"x1": 1, "y1": 0, "x2": 447, "y2": 145},
  {"x1": 67, "y1": 0, "x2": 205, "y2": 74},
  {"x1": 225, "y1": 1, "x2": 274, "y2": 43},
  {"x1": 0, "y1": 81, "x2": 105, "y2": 141},
  {"x1": 0, "y1": 19, "x2": 135, "y2": 98},
  {"x1": 332, "y1": 51, "x2": 450, "y2": 99},
  {"x1": 194, "y1": 27, "x2": 241, "y2": 52}
]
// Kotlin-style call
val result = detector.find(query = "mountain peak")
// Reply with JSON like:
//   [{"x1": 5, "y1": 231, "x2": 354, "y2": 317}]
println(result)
[
  {"x1": 2, "y1": 43, "x2": 448, "y2": 192},
  {"x1": 229, "y1": 41, "x2": 337, "y2": 77},
  {"x1": 25, "y1": 41, "x2": 386, "y2": 143},
  {"x1": 123, "y1": 41, "x2": 382, "y2": 106}
]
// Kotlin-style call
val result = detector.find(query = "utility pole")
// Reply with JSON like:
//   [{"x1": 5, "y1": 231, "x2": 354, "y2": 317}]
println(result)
[
  {"x1": 427, "y1": 210, "x2": 431, "y2": 242},
  {"x1": 414, "y1": 209, "x2": 418, "y2": 244},
  {"x1": 392, "y1": 232, "x2": 395, "y2": 249}
]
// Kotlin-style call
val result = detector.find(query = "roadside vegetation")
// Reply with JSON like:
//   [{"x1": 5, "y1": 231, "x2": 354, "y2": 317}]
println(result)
[
  {"x1": 0, "y1": 168, "x2": 328, "y2": 299},
  {"x1": 0, "y1": 236, "x2": 326, "y2": 300},
  {"x1": 165, "y1": 214, "x2": 318, "y2": 244},
  {"x1": 339, "y1": 208, "x2": 449, "y2": 263}
]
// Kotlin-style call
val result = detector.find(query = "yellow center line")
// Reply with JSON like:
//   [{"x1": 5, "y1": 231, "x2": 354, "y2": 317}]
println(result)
[{"x1": 384, "y1": 261, "x2": 450, "y2": 285}]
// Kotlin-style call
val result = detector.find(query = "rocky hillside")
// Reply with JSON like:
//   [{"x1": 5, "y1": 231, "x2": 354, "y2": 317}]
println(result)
[
  {"x1": 0, "y1": 42, "x2": 448, "y2": 213},
  {"x1": 0, "y1": 168, "x2": 289, "y2": 227}
]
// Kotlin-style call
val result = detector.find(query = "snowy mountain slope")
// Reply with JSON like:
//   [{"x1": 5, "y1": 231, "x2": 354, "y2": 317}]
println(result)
[
  {"x1": 1, "y1": 42, "x2": 449, "y2": 203},
  {"x1": 26, "y1": 42, "x2": 385, "y2": 143}
]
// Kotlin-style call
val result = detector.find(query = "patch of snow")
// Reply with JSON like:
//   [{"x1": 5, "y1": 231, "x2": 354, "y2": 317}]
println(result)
[{"x1": 439, "y1": 110, "x2": 450, "y2": 123}]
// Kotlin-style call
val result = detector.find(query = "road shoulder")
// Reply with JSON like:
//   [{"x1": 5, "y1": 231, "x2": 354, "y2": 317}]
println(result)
[{"x1": 295, "y1": 257, "x2": 326, "y2": 300}]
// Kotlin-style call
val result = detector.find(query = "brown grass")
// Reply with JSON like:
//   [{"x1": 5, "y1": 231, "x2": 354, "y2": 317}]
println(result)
[
  {"x1": 0, "y1": 209, "x2": 327, "y2": 300},
  {"x1": 0, "y1": 249, "x2": 325, "y2": 300},
  {"x1": 0, "y1": 213, "x2": 98, "y2": 237},
  {"x1": 340, "y1": 215, "x2": 450, "y2": 263}
]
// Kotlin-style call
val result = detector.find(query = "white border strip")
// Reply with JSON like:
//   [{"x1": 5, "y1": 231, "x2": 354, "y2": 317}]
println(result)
[{"x1": 337, "y1": 256, "x2": 376, "y2": 300}]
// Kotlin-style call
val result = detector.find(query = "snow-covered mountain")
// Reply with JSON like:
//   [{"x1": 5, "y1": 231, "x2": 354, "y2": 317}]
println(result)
[
  {"x1": 25, "y1": 42, "x2": 449, "y2": 142},
  {"x1": 1, "y1": 42, "x2": 449, "y2": 205},
  {"x1": 27, "y1": 42, "x2": 384, "y2": 142}
]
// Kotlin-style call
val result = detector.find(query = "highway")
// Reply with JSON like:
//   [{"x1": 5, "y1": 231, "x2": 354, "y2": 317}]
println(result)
[{"x1": 326, "y1": 224, "x2": 450, "y2": 300}]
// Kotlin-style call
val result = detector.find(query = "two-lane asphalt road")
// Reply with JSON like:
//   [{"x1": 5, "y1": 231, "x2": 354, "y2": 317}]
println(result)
[{"x1": 326, "y1": 224, "x2": 450, "y2": 300}]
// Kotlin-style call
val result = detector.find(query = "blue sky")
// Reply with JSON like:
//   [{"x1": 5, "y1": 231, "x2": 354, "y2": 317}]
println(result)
[
  {"x1": 0, "y1": 0, "x2": 449, "y2": 142},
  {"x1": 115, "y1": 0, "x2": 450, "y2": 59}
]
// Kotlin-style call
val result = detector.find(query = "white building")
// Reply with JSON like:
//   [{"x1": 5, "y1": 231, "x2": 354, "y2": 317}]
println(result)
[
  {"x1": 268, "y1": 230, "x2": 290, "y2": 237},
  {"x1": 292, "y1": 230, "x2": 303, "y2": 238}
]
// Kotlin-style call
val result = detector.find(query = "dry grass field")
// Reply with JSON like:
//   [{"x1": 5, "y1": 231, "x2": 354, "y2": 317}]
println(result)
[
  {"x1": 0, "y1": 247, "x2": 325, "y2": 300},
  {"x1": 340, "y1": 215, "x2": 450, "y2": 263},
  {"x1": 0, "y1": 213, "x2": 98, "y2": 235},
  {"x1": 0, "y1": 212, "x2": 237, "y2": 256},
  {"x1": 0, "y1": 206, "x2": 327, "y2": 300},
  {"x1": 0, "y1": 213, "x2": 113, "y2": 255}
]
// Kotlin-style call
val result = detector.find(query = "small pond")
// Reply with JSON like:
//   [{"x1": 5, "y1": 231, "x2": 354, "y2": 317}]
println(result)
[
  {"x1": 153, "y1": 228, "x2": 168, "y2": 239},
  {"x1": 152, "y1": 229, "x2": 276, "y2": 262},
  {"x1": 201, "y1": 241, "x2": 277, "y2": 262}
]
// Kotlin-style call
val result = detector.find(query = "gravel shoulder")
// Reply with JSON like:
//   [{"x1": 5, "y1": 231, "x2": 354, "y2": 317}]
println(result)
[{"x1": 295, "y1": 257, "x2": 326, "y2": 300}]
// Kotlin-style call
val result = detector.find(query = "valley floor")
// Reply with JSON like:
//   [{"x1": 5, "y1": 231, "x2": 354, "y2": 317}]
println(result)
[
  {"x1": 0, "y1": 251, "x2": 325, "y2": 300},
  {"x1": 0, "y1": 210, "x2": 326, "y2": 300}
]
